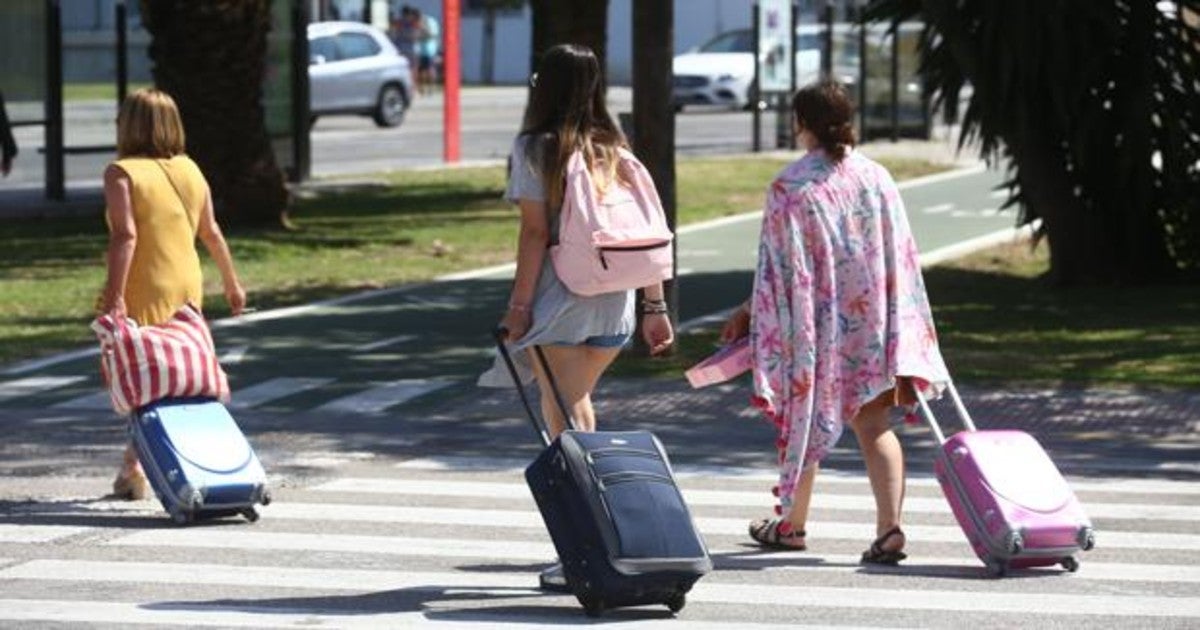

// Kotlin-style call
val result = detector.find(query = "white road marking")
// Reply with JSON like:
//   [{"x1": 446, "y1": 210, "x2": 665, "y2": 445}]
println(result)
[
  {"x1": 51, "y1": 390, "x2": 110, "y2": 410},
  {"x1": 228, "y1": 377, "x2": 334, "y2": 410},
  {"x1": 162, "y1": 502, "x2": 1195, "y2": 551},
  {"x1": 217, "y1": 345, "x2": 250, "y2": 365},
  {"x1": 921, "y1": 202, "x2": 954, "y2": 214},
  {"x1": 0, "y1": 597, "x2": 864, "y2": 629},
  {"x1": 354, "y1": 334, "x2": 416, "y2": 352},
  {"x1": 0, "y1": 376, "x2": 87, "y2": 403},
  {"x1": 314, "y1": 379, "x2": 450, "y2": 414},
  {"x1": 391, "y1": 455, "x2": 1200, "y2": 495},
  {"x1": 312, "y1": 477, "x2": 1200, "y2": 521},
  {"x1": 4, "y1": 560, "x2": 1197, "y2": 619},
  {"x1": 0, "y1": 524, "x2": 90, "y2": 543}
]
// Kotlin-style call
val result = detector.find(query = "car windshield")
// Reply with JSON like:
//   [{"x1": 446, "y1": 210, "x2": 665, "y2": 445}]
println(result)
[{"x1": 698, "y1": 30, "x2": 753, "y2": 54}]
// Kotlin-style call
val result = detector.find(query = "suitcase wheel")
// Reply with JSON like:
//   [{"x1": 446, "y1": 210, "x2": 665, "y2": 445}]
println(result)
[
  {"x1": 579, "y1": 594, "x2": 605, "y2": 618},
  {"x1": 1060, "y1": 556, "x2": 1080, "y2": 573},
  {"x1": 1077, "y1": 527, "x2": 1095, "y2": 551},
  {"x1": 241, "y1": 508, "x2": 260, "y2": 523},
  {"x1": 665, "y1": 592, "x2": 686, "y2": 614},
  {"x1": 260, "y1": 490, "x2": 273, "y2": 506},
  {"x1": 984, "y1": 558, "x2": 1007, "y2": 577}
]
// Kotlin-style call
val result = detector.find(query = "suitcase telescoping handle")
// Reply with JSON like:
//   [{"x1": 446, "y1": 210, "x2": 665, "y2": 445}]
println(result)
[
  {"x1": 492, "y1": 327, "x2": 579, "y2": 448},
  {"x1": 910, "y1": 379, "x2": 977, "y2": 445}
]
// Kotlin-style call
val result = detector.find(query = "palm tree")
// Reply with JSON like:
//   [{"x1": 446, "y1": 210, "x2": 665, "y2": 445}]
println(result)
[
  {"x1": 867, "y1": 0, "x2": 1200, "y2": 285},
  {"x1": 140, "y1": 0, "x2": 290, "y2": 227}
]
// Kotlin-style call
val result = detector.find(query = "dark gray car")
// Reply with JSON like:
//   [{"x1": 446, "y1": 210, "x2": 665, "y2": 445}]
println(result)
[{"x1": 308, "y1": 22, "x2": 414, "y2": 128}]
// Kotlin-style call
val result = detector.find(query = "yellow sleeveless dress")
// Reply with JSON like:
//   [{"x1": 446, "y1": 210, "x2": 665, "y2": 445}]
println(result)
[{"x1": 108, "y1": 155, "x2": 207, "y2": 327}]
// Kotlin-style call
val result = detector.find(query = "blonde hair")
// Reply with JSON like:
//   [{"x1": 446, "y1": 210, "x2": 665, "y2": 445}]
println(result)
[{"x1": 116, "y1": 88, "x2": 186, "y2": 158}]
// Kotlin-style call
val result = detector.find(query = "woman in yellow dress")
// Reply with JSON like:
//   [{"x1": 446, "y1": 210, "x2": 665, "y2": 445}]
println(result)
[{"x1": 98, "y1": 88, "x2": 246, "y2": 500}]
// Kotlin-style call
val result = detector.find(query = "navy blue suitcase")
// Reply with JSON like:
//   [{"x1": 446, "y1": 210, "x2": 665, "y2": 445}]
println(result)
[
  {"x1": 494, "y1": 331, "x2": 711, "y2": 616},
  {"x1": 131, "y1": 397, "x2": 272, "y2": 525}
]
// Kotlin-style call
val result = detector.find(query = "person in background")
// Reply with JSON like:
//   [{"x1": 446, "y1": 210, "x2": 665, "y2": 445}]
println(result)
[
  {"x1": 1, "y1": 90, "x2": 17, "y2": 177},
  {"x1": 389, "y1": 5, "x2": 420, "y2": 80},
  {"x1": 414, "y1": 7, "x2": 440, "y2": 94},
  {"x1": 100, "y1": 88, "x2": 247, "y2": 500},
  {"x1": 721, "y1": 79, "x2": 949, "y2": 565},
  {"x1": 478, "y1": 44, "x2": 674, "y2": 590}
]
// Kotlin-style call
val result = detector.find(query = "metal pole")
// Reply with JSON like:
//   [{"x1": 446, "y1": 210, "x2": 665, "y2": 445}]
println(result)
[
  {"x1": 821, "y1": 1, "x2": 832, "y2": 78},
  {"x1": 752, "y1": 3, "x2": 761, "y2": 152},
  {"x1": 443, "y1": 0, "x2": 461, "y2": 162},
  {"x1": 45, "y1": 0, "x2": 64, "y2": 201},
  {"x1": 891, "y1": 23, "x2": 899, "y2": 141},
  {"x1": 788, "y1": 1, "x2": 798, "y2": 150},
  {"x1": 858, "y1": 4, "x2": 867, "y2": 139},
  {"x1": 116, "y1": 0, "x2": 128, "y2": 106},
  {"x1": 292, "y1": 0, "x2": 311, "y2": 181}
]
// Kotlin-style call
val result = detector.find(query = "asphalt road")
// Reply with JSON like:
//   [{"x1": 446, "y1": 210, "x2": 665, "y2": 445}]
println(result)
[{"x1": 0, "y1": 87, "x2": 789, "y2": 189}]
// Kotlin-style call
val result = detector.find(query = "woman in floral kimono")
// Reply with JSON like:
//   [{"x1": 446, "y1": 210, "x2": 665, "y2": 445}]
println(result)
[{"x1": 721, "y1": 80, "x2": 949, "y2": 565}]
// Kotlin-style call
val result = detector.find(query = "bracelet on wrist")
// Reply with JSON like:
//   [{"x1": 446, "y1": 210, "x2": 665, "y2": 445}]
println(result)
[{"x1": 508, "y1": 302, "x2": 530, "y2": 313}]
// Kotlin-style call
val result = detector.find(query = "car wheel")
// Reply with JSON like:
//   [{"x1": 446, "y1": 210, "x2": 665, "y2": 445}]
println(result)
[{"x1": 373, "y1": 83, "x2": 408, "y2": 128}]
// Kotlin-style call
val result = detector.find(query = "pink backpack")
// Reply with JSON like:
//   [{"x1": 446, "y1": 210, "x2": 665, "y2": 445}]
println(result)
[{"x1": 551, "y1": 148, "x2": 674, "y2": 296}]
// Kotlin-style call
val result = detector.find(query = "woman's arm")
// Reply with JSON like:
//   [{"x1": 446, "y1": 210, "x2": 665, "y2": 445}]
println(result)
[
  {"x1": 639, "y1": 282, "x2": 674, "y2": 355},
  {"x1": 196, "y1": 183, "x2": 246, "y2": 316},
  {"x1": 499, "y1": 198, "x2": 549, "y2": 341},
  {"x1": 101, "y1": 164, "x2": 136, "y2": 316}
]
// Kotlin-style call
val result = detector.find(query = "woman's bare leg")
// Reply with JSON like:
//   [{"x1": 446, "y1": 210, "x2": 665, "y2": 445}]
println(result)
[
  {"x1": 784, "y1": 461, "x2": 819, "y2": 537},
  {"x1": 850, "y1": 392, "x2": 907, "y2": 551},
  {"x1": 528, "y1": 345, "x2": 621, "y2": 437}
]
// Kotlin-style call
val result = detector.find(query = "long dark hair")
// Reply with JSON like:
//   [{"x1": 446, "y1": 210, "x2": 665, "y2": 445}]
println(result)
[
  {"x1": 520, "y1": 44, "x2": 627, "y2": 209},
  {"x1": 792, "y1": 79, "x2": 856, "y2": 161}
]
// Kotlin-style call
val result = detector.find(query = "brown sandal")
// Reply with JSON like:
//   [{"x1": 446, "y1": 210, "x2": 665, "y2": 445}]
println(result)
[
  {"x1": 861, "y1": 526, "x2": 907, "y2": 565},
  {"x1": 748, "y1": 518, "x2": 807, "y2": 550}
]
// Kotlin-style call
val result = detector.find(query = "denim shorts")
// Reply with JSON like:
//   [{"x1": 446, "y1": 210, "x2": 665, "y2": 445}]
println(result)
[{"x1": 548, "y1": 333, "x2": 630, "y2": 349}]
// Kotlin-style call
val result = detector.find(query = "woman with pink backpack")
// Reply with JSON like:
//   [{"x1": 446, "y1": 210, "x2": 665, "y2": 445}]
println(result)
[{"x1": 478, "y1": 43, "x2": 675, "y2": 590}]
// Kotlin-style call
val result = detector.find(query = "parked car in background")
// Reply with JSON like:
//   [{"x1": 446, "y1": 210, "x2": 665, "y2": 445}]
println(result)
[
  {"x1": 672, "y1": 25, "x2": 858, "y2": 112},
  {"x1": 308, "y1": 22, "x2": 413, "y2": 128}
]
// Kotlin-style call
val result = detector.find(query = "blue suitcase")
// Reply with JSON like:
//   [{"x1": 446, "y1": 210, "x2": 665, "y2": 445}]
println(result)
[
  {"x1": 131, "y1": 397, "x2": 271, "y2": 525},
  {"x1": 494, "y1": 332, "x2": 711, "y2": 617}
]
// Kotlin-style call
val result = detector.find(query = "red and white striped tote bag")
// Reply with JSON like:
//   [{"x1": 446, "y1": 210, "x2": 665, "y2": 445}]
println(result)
[{"x1": 91, "y1": 303, "x2": 230, "y2": 415}]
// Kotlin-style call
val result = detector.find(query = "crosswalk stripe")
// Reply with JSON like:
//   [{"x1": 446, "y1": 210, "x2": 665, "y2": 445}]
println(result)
[
  {"x1": 113, "y1": 502, "x2": 1199, "y2": 551},
  {"x1": 52, "y1": 390, "x2": 111, "y2": 410},
  {"x1": 0, "y1": 376, "x2": 87, "y2": 403},
  {"x1": 3, "y1": 561, "x2": 1197, "y2": 619},
  {"x1": 311, "y1": 477, "x2": 1200, "y2": 521},
  {"x1": 86, "y1": 520, "x2": 1200, "y2": 583},
  {"x1": 0, "y1": 524, "x2": 90, "y2": 543},
  {"x1": 393, "y1": 456, "x2": 1200, "y2": 495},
  {"x1": 314, "y1": 379, "x2": 450, "y2": 414},
  {"x1": 0, "y1": 598, "x2": 853, "y2": 630},
  {"x1": 354, "y1": 334, "x2": 416, "y2": 351},
  {"x1": 228, "y1": 377, "x2": 334, "y2": 409},
  {"x1": 107, "y1": 530, "x2": 553, "y2": 559}
]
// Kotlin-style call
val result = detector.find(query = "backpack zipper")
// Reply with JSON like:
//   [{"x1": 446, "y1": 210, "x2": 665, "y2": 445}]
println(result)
[{"x1": 598, "y1": 240, "x2": 671, "y2": 269}]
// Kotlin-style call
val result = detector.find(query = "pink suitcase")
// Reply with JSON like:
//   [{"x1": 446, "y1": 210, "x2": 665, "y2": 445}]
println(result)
[{"x1": 914, "y1": 383, "x2": 1095, "y2": 576}]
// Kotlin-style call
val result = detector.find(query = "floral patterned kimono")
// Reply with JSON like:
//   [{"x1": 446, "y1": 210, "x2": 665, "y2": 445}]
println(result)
[{"x1": 749, "y1": 149, "x2": 950, "y2": 512}]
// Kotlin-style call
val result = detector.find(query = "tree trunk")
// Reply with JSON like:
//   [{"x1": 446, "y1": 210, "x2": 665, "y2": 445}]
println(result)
[
  {"x1": 141, "y1": 0, "x2": 290, "y2": 227},
  {"x1": 528, "y1": 0, "x2": 608, "y2": 88},
  {"x1": 632, "y1": 0, "x2": 677, "y2": 351}
]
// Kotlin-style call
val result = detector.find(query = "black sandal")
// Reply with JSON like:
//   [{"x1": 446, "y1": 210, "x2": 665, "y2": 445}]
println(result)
[
  {"x1": 748, "y1": 518, "x2": 807, "y2": 550},
  {"x1": 861, "y1": 526, "x2": 907, "y2": 565}
]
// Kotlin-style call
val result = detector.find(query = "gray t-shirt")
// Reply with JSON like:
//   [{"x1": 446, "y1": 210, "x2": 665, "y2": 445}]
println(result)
[{"x1": 478, "y1": 135, "x2": 635, "y2": 387}]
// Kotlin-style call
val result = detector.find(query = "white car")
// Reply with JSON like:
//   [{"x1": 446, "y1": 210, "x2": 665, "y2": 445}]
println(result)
[
  {"x1": 308, "y1": 22, "x2": 414, "y2": 128},
  {"x1": 672, "y1": 26, "x2": 856, "y2": 112}
]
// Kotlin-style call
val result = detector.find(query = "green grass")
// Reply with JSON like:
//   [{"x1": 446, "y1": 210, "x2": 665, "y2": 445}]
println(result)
[
  {"x1": 612, "y1": 241, "x2": 1200, "y2": 390},
  {"x1": 0, "y1": 155, "x2": 947, "y2": 366},
  {"x1": 63, "y1": 82, "x2": 152, "y2": 103}
]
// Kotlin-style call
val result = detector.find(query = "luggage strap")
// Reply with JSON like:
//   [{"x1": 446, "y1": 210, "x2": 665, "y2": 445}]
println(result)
[{"x1": 492, "y1": 328, "x2": 578, "y2": 448}]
